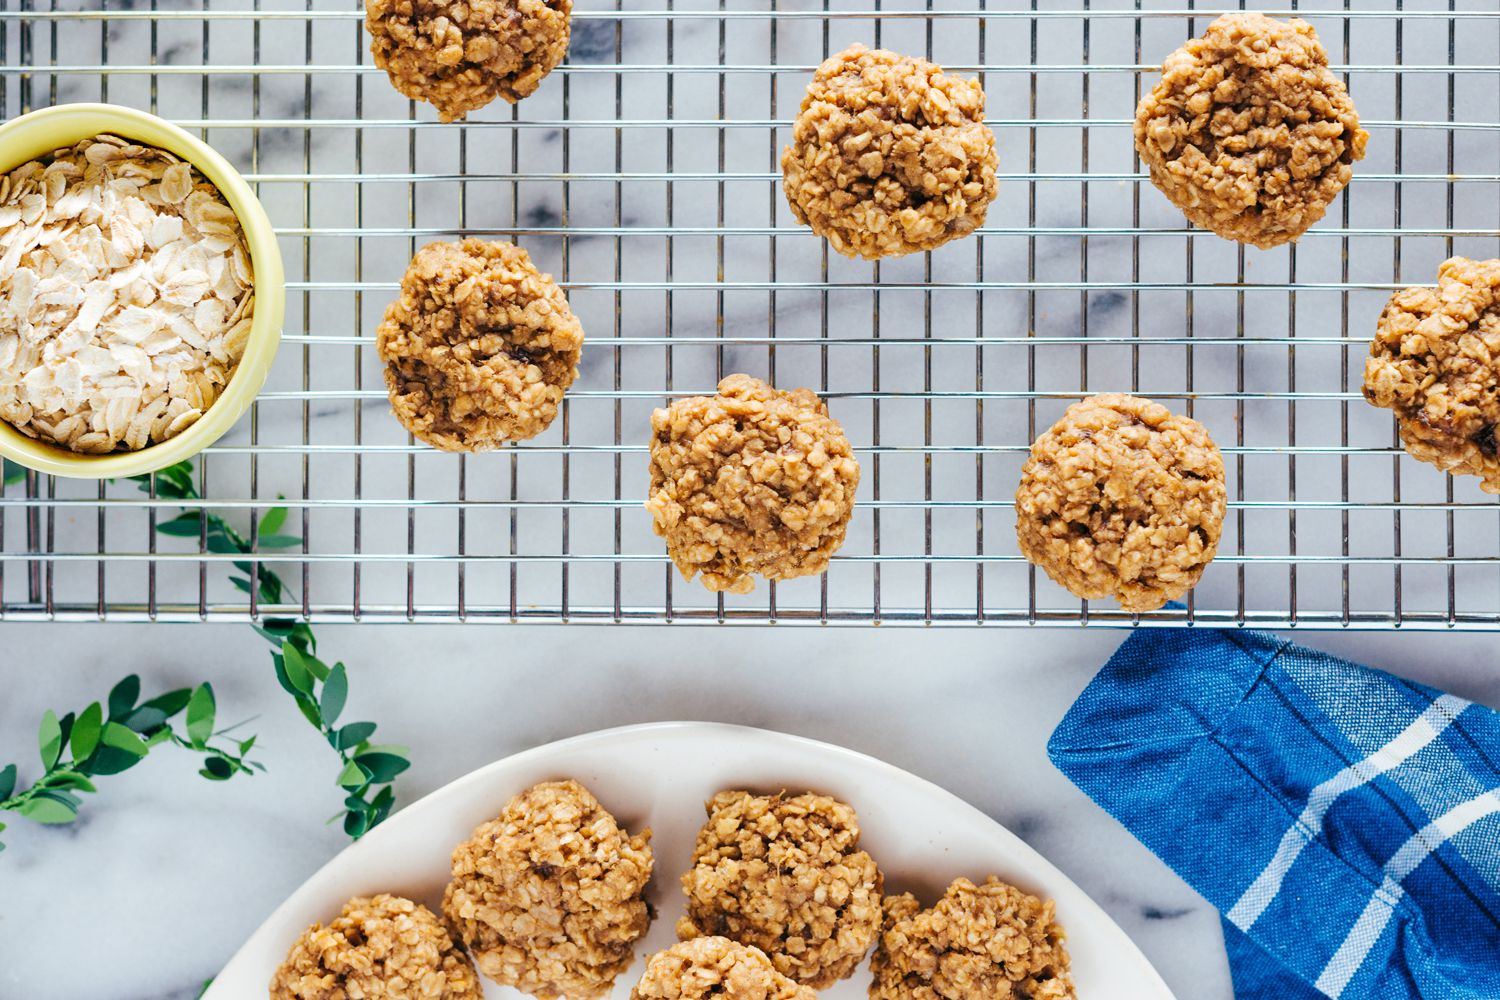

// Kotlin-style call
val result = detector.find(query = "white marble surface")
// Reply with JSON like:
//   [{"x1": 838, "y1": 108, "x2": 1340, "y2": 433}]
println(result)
[{"x1": 2, "y1": 623, "x2": 1498, "y2": 999}]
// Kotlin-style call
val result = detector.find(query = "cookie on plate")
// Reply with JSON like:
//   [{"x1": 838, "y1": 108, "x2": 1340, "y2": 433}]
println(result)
[
  {"x1": 269, "y1": 893, "x2": 482, "y2": 1000},
  {"x1": 377, "y1": 238, "x2": 583, "y2": 451},
  {"x1": 646, "y1": 374, "x2": 860, "y2": 594},
  {"x1": 632, "y1": 937, "x2": 816, "y2": 1000},
  {"x1": 443, "y1": 780, "x2": 654, "y2": 1000},
  {"x1": 871, "y1": 876, "x2": 1075, "y2": 1000},
  {"x1": 782, "y1": 44, "x2": 998, "y2": 260},
  {"x1": 1134, "y1": 12, "x2": 1367, "y2": 248},
  {"x1": 677, "y1": 790, "x2": 883, "y2": 988},
  {"x1": 366, "y1": 0, "x2": 572, "y2": 122},
  {"x1": 1014, "y1": 393, "x2": 1226, "y2": 612},
  {"x1": 1363, "y1": 256, "x2": 1500, "y2": 492}
]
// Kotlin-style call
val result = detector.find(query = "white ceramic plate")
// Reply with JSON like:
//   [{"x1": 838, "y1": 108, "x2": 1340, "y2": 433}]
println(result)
[{"x1": 210, "y1": 723, "x2": 1175, "y2": 999}]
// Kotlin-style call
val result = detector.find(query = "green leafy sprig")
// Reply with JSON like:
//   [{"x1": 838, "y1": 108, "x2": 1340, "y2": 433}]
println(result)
[
  {"x1": 274, "y1": 639, "x2": 406, "y2": 838},
  {"x1": 132, "y1": 460, "x2": 409, "y2": 839},
  {"x1": 0, "y1": 675, "x2": 260, "y2": 853},
  {"x1": 3, "y1": 458, "x2": 24, "y2": 485}
]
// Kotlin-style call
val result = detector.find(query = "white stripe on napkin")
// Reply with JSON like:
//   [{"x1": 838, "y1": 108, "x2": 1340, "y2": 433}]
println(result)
[
  {"x1": 1226, "y1": 693, "x2": 1470, "y2": 932},
  {"x1": 1314, "y1": 788, "x2": 1500, "y2": 999}
]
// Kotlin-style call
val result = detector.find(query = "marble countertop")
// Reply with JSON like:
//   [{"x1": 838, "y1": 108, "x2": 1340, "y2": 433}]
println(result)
[
  {"x1": 2, "y1": 623, "x2": 1498, "y2": 1000},
  {"x1": 2, "y1": 3, "x2": 1498, "y2": 997}
]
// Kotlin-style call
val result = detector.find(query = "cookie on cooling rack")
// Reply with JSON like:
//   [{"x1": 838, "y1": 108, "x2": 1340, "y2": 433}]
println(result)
[
  {"x1": 871, "y1": 876, "x2": 1075, "y2": 1000},
  {"x1": 632, "y1": 938, "x2": 817, "y2": 1000},
  {"x1": 646, "y1": 374, "x2": 861, "y2": 595},
  {"x1": 1134, "y1": 12, "x2": 1368, "y2": 249},
  {"x1": 270, "y1": 893, "x2": 483, "y2": 1000},
  {"x1": 676, "y1": 791, "x2": 883, "y2": 988},
  {"x1": 1014, "y1": 393, "x2": 1226, "y2": 613},
  {"x1": 781, "y1": 44, "x2": 999, "y2": 260},
  {"x1": 365, "y1": 0, "x2": 571, "y2": 122},
  {"x1": 1364, "y1": 256, "x2": 1500, "y2": 493},
  {"x1": 377, "y1": 238, "x2": 583, "y2": 452},
  {"x1": 443, "y1": 780, "x2": 654, "y2": 1000}
]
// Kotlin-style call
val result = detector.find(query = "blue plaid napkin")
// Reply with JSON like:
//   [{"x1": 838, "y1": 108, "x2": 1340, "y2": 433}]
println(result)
[{"x1": 1047, "y1": 628, "x2": 1500, "y2": 1000}]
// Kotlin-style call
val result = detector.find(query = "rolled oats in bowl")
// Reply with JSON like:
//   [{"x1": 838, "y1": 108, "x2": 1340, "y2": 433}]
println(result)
[{"x1": 0, "y1": 133, "x2": 254, "y2": 455}]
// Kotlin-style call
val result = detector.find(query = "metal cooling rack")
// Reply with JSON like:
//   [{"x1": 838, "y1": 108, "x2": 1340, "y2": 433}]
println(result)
[{"x1": 1, "y1": 0, "x2": 1499, "y2": 627}]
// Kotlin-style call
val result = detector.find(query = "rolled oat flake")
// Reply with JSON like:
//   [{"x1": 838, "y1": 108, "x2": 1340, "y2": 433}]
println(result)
[{"x1": 0, "y1": 134, "x2": 254, "y2": 454}]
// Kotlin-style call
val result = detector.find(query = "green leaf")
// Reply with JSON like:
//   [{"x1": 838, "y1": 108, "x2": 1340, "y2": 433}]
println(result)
[
  {"x1": 185, "y1": 685, "x2": 216, "y2": 748},
  {"x1": 280, "y1": 642, "x2": 316, "y2": 697},
  {"x1": 337, "y1": 760, "x2": 372, "y2": 789},
  {"x1": 343, "y1": 807, "x2": 370, "y2": 839},
  {"x1": 107, "y1": 675, "x2": 140, "y2": 719},
  {"x1": 207, "y1": 534, "x2": 243, "y2": 556},
  {"x1": 157, "y1": 516, "x2": 206, "y2": 537},
  {"x1": 367, "y1": 784, "x2": 396, "y2": 828},
  {"x1": 2, "y1": 458, "x2": 25, "y2": 485},
  {"x1": 39, "y1": 770, "x2": 96, "y2": 794},
  {"x1": 0, "y1": 763, "x2": 17, "y2": 802},
  {"x1": 38, "y1": 710, "x2": 62, "y2": 770},
  {"x1": 353, "y1": 751, "x2": 409, "y2": 784},
  {"x1": 337, "y1": 721, "x2": 377, "y2": 750},
  {"x1": 321, "y1": 665, "x2": 348, "y2": 726},
  {"x1": 16, "y1": 791, "x2": 78, "y2": 825},
  {"x1": 121, "y1": 706, "x2": 170, "y2": 734},
  {"x1": 154, "y1": 461, "x2": 197, "y2": 495},
  {"x1": 70, "y1": 702, "x2": 104, "y2": 762},
  {"x1": 200, "y1": 756, "x2": 235, "y2": 781},
  {"x1": 292, "y1": 623, "x2": 317, "y2": 655},
  {"x1": 293, "y1": 697, "x2": 322, "y2": 730},
  {"x1": 259, "y1": 505, "x2": 288, "y2": 536},
  {"x1": 303, "y1": 652, "x2": 332, "y2": 683},
  {"x1": 138, "y1": 688, "x2": 193, "y2": 719},
  {"x1": 87, "y1": 746, "x2": 145, "y2": 776},
  {"x1": 256, "y1": 535, "x2": 303, "y2": 549},
  {"x1": 101, "y1": 721, "x2": 148, "y2": 758}
]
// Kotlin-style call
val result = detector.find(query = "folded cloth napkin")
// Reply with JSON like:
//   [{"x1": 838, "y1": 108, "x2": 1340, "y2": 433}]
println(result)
[{"x1": 1048, "y1": 628, "x2": 1500, "y2": 1000}]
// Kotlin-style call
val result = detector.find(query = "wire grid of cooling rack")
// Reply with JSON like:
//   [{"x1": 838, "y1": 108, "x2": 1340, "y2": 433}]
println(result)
[{"x1": 1, "y1": 1, "x2": 1499, "y2": 627}]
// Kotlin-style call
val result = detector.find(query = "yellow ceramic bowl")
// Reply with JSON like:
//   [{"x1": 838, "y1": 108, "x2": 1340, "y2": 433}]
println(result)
[{"x1": 0, "y1": 103, "x2": 284, "y2": 479}]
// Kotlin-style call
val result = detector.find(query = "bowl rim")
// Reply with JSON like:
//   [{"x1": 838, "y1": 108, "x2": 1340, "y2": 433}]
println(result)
[{"x1": 0, "y1": 102, "x2": 285, "y2": 480}]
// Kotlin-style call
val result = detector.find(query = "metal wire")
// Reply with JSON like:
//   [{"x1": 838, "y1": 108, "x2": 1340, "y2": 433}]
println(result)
[{"x1": 2, "y1": 0, "x2": 1499, "y2": 628}]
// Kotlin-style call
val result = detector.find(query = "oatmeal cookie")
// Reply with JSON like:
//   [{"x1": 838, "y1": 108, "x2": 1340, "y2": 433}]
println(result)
[
  {"x1": 1134, "y1": 12, "x2": 1368, "y2": 249},
  {"x1": 1014, "y1": 393, "x2": 1226, "y2": 612},
  {"x1": 676, "y1": 791, "x2": 883, "y2": 988},
  {"x1": 870, "y1": 877, "x2": 1075, "y2": 1000},
  {"x1": 646, "y1": 374, "x2": 860, "y2": 594},
  {"x1": 442, "y1": 779, "x2": 653, "y2": 1000},
  {"x1": 377, "y1": 239, "x2": 583, "y2": 451},
  {"x1": 1363, "y1": 256, "x2": 1500, "y2": 492},
  {"x1": 781, "y1": 44, "x2": 998, "y2": 259},
  {"x1": 269, "y1": 893, "x2": 482, "y2": 1000},
  {"x1": 365, "y1": 0, "x2": 571, "y2": 122},
  {"x1": 632, "y1": 938, "x2": 817, "y2": 1000}
]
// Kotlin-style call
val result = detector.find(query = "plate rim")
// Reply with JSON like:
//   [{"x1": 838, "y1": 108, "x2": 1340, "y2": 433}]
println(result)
[{"x1": 210, "y1": 721, "x2": 1177, "y2": 999}]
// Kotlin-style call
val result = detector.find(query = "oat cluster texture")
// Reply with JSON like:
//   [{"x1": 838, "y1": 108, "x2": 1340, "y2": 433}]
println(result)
[
  {"x1": 377, "y1": 238, "x2": 583, "y2": 451},
  {"x1": 646, "y1": 374, "x2": 861, "y2": 594},
  {"x1": 1014, "y1": 393, "x2": 1227, "y2": 612},
  {"x1": 1364, "y1": 256, "x2": 1500, "y2": 492},
  {"x1": 442, "y1": 779, "x2": 654, "y2": 1000},
  {"x1": 782, "y1": 44, "x2": 998, "y2": 259},
  {"x1": 631, "y1": 937, "x2": 819, "y2": 1000},
  {"x1": 1133, "y1": 12, "x2": 1368, "y2": 249},
  {"x1": 365, "y1": 0, "x2": 572, "y2": 121},
  {"x1": 870, "y1": 877, "x2": 1075, "y2": 1000},
  {"x1": 676, "y1": 790, "x2": 884, "y2": 988},
  {"x1": 269, "y1": 893, "x2": 483, "y2": 1000}
]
